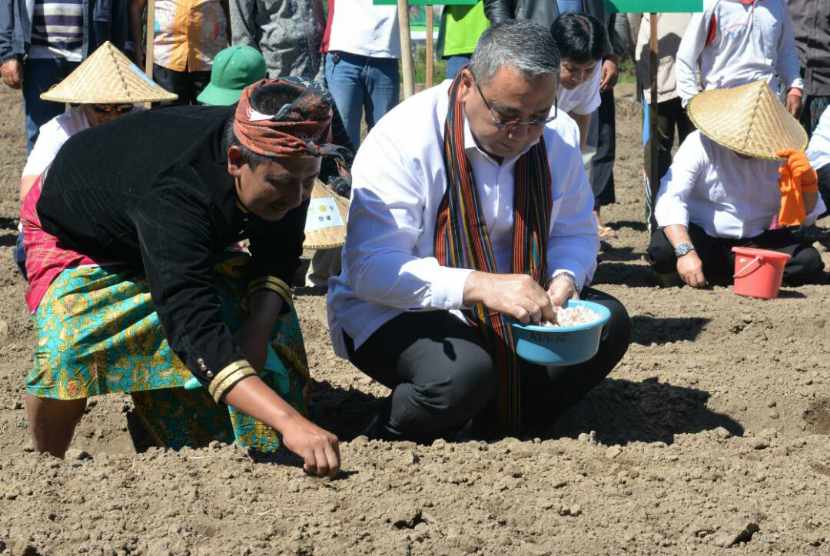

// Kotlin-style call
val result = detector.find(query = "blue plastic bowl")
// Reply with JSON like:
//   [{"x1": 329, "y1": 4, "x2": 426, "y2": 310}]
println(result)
[{"x1": 511, "y1": 300, "x2": 611, "y2": 366}]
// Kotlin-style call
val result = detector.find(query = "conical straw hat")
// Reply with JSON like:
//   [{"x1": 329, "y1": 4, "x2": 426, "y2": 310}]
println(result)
[
  {"x1": 303, "y1": 180, "x2": 349, "y2": 250},
  {"x1": 40, "y1": 41, "x2": 177, "y2": 104},
  {"x1": 688, "y1": 80, "x2": 807, "y2": 160}
]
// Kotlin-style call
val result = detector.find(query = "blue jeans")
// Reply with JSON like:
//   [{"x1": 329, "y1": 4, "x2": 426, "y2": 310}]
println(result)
[
  {"x1": 555, "y1": 0, "x2": 583, "y2": 13},
  {"x1": 324, "y1": 51, "x2": 399, "y2": 148},
  {"x1": 22, "y1": 58, "x2": 79, "y2": 153},
  {"x1": 444, "y1": 55, "x2": 470, "y2": 79}
]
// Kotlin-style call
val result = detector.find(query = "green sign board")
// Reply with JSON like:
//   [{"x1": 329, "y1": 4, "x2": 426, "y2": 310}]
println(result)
[
  {"x1": 374, "y1": 0, "x2": 476, "y2": 5},
  {"x1": 604, "y1": 0, "x2": 702, "y2": 12}
]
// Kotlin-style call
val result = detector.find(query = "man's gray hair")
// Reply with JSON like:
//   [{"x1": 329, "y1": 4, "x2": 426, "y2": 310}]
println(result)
[{"x1": 470, "y1": 20, "x2": 560, "y2": 86}]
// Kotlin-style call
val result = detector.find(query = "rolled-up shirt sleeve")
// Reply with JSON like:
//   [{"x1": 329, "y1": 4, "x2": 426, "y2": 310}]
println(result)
[
  {"x1": 344, "y1": 129, "x2": 473, "y2": 312},
  {"x1": 655, "y1": 134, "x2": 705, "y2": 229},
  {"x1": 132, "y1": 175, "x2": 253, "y2": 403},
  {"x1": 676, "y1": 10, "x2": 709, "y2": 106},
  {"x1": 545, "y1": 140, "x2": 600, "y2": 291}
]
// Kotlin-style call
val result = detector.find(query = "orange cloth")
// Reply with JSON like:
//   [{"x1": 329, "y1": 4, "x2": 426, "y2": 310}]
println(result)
[{"x1": 776, "y1": 149, "x2": 817, "y2": 227}]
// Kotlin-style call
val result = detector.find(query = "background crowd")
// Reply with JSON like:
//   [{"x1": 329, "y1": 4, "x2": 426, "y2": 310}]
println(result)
[{"x1": 4, "y1": 0, "x2": 828, "y2": 242}]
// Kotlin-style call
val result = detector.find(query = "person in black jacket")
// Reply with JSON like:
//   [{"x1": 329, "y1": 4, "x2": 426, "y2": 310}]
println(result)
[
  {"x1": 788, "y1": 0, "x2": 830, "y2": 135},
  {"x1": 21, "y1": 79, "x2": 341, "y2": 477}
]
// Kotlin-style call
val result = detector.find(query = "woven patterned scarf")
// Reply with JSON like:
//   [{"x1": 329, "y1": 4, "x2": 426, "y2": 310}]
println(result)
[{"x1": 435, "y1": 73, "x2": 552, "y2": 434}]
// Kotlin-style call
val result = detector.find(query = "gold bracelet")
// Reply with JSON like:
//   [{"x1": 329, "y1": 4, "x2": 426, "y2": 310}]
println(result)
[
  {"x1": 249, "y1": 276, "x2": 291, "y2": 295},
  {"x1": 248, "y1": 276, "x2": 292, "y2": 306},
  {"x1": 208, "y1": 360, "x2": 257, "y2": 403}
]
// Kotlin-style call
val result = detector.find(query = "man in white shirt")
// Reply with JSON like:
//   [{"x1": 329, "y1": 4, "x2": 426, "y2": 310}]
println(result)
[
  {"x1": 649, "y1": 81, "x2": 825, "y2": 287},
  {"x1": 327, "y1": 21, "x2": 630, "y2": 442},
  {"x1": 675, "y1": 0, "x2": 803, "y2": 116}
]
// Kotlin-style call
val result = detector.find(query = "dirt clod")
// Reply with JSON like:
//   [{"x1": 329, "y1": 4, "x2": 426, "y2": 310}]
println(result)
[{"x1": 712, "y1": 520, "x2": 760, "y2": 548}]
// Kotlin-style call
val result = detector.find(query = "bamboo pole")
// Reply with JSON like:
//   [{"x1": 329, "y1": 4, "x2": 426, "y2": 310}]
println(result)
[
  {"x1": 145, "y1": 0, "x2": 155, "y2": 76},
  {"x1": 397, "y1": 0, "x2": 415, "y2": 98},
  {"x1": 647, "y1": 13, "x2": 659, "y2": 232},
  {"x1": 425, "y1": 5, "x2": 434, "y2": 88}
]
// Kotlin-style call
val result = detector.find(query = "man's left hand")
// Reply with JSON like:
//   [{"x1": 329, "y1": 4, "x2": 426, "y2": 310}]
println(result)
[
  {"x1": 547, "y1": 274, "x2": 579, "y2": 308},
  {"x1": 786, "y1": 90, "x2": 802, "y2": 118},
  {"x1": 600, "y1": 58, "x2": 619, "y2": 91}
]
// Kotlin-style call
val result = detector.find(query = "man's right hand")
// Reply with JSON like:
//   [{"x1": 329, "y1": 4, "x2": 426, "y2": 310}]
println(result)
[
  {"x1": 1, "y1": 58, "x2": 22, "y2": 89},
  {"x1": 280, "y1": 415, "x2": 341, "y2": 478},
  {"x1": 676, "y1": 251, "x2": 707, "y2": 288},
  {"x1": 463, "y1": 271, "x2": 556, "y2": 324}
]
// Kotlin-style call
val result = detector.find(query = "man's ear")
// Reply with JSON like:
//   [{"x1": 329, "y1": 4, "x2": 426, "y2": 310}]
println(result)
[
  {"x1": 457, "y1": 68, "x2": 474, "y2": 102},
  {"x1": 227, "y1": 145, "x2": 244, "y2": 177}
]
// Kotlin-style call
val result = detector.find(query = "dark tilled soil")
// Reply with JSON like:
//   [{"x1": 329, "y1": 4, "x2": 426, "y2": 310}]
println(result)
[{"x1": 0, "y1": 85, "x2": 828, "y2": 555}]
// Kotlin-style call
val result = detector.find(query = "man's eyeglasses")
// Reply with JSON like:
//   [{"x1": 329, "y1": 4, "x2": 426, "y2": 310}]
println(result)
[
  {"x1": 473, "y1": 73, "x2": 557, "y2": 130},
  {"x1": 91, "y1": 104, "x2": 134, "y2": 115}
]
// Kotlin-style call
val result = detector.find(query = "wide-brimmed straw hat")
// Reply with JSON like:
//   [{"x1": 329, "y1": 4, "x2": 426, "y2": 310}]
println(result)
[
  {"x1": 40, "y1": 41, "x2": 177, "y2": 104},
  {"x1": 687, "y1": 79, "x2": 807, "y2": 160},
  {"x1": 303, "y1": 181, "x2": 349, "y2": 249}
]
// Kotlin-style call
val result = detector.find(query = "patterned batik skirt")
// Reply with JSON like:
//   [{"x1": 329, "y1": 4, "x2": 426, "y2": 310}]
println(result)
[{"x1": 22, "y1": 180, "x2": 308, "y2": 453}]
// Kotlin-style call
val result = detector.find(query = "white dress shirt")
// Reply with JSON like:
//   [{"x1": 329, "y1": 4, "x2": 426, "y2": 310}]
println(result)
[
  {"x1": 558, "y1": 63, "x2": 602, "y2": 116},
  {"x1": 675, "y1": 0, "x2": 803, "y2": 106},
  {"x1": 655, "y1": 130, "x2": 826, "y2": 239},
  {"x1": 327, "y1": 81, "x2": 599, "y2": 357},
  {"x1": 807, "y1": 107, "x2": 830, "y2": 172},
  {"x1": 22, "y1": 106, "x2": 89, "y2": 178}
]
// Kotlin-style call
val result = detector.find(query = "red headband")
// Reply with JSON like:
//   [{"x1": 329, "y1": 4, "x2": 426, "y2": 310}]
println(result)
[{"x1": 233, "y1": 79, "x2": 333, "y2": 158}]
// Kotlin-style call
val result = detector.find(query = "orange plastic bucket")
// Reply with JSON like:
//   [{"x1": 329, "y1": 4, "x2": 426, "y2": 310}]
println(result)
[{"x1": 731, "y1": 247, "x2": 791, "y2": 299}]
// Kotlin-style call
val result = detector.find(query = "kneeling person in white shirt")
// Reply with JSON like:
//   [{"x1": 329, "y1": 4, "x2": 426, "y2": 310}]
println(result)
[
  {"x1": 649, "y1": 81, "x2": 825, "y2": 288},
  {"x1": 327, "y1": 21, "x2": 631, "y2": 442}
]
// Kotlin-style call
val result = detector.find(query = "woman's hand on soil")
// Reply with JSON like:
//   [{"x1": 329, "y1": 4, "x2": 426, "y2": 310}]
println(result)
[
  {"x1": 463, "y1": 271, "x2": 555, "y2": 324},
  {"x1": 281, "y1": 415, "x2": 341, "y2": 478},
  {"x1": 676, "y1": 252, "x2": 707, "y2": 288}
]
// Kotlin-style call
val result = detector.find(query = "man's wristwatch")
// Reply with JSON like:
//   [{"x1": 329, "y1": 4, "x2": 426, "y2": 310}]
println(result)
[{"x1": 674, "y1": 242, "x2": 695, "y2": 257}]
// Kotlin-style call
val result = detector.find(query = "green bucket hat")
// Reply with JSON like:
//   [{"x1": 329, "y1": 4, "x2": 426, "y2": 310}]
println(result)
[{"x1": 197, "y1": 45, "x2": 267, "y2": 106}]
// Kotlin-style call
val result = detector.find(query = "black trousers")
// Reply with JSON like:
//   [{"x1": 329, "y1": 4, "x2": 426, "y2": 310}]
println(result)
[
  {"x1": 152, "y1": 64, "x2": 211, "y2": 106},
  {"x1": 644, "y1": 97, "x2": 695, "y2": 182},
  {"x1": 591, "y1": 89, "x2": 618, "y2": 207},
  {"x1": 647, "y1": 223, "x2": 825, "y2": 285},
  {"x1": 817, "y1": 165, "x2": 830, "y2": 220},
  {"x1": 346, "y1": 288, "x2": 631, "y2": 442}
]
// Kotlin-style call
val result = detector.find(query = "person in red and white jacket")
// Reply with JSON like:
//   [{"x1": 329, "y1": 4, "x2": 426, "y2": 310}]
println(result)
[{"x1": 676, "y1": 0, "x2": 804, "y2": 116}]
